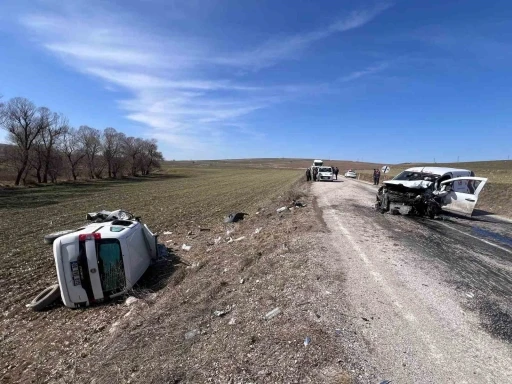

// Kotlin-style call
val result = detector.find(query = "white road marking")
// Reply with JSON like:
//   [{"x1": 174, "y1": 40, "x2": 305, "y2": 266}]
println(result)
[{"x1": 322, "y1": 197, "x2": 444, "y2": 361}]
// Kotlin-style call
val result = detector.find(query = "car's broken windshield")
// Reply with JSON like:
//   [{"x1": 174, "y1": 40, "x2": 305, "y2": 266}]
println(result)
[{"x1": 393, "y1": 171, "x2": 439, "y2": 181}]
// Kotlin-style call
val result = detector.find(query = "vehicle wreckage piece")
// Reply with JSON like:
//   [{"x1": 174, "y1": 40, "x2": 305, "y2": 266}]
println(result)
[
  {"x1": 224, "y1": 212, "x2": 248, "y2": 223},
  {"x1": 33, "y1": 209, "x2": 167, "y2": 310},
  {"x1": 376, "y1": 167, "x2": 488, "y2": 218}
]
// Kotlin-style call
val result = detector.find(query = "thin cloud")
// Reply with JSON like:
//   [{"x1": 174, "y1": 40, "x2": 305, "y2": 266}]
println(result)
[
  {"x1": 213, "y1": 4, "x2": 392, "y2": 70},
  {"x1": 338, "y1": 62, "x2": 389, "y2": 82}
]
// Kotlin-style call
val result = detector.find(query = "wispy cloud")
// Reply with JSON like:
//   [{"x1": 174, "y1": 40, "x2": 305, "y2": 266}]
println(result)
[
  {"x1": 18, "y1": 2, "x2": 390, "y2": 158},
  {"x1": 213, "y1": 4, "x2": 392, "y2": 70},
  {"x1": 338, "y1": 62, "x2": 389, "y2": 82}
]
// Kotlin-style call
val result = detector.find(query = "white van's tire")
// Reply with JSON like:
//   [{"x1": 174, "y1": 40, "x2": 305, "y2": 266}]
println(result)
[
  {"x1": 27, "y1": 284, "x2": 61, "y2": 311},
  {"x1": 44, "y1": 230, "x2": 74, "y2": 245}
]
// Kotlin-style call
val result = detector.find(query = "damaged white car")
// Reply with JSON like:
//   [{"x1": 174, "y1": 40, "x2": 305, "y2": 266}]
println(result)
[{"x1": 376, "y1": 167, "x2": 488, "y2": 218}]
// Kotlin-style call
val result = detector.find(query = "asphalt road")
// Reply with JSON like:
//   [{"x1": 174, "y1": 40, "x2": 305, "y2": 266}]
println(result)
[{"x1": 313, "y1": 178, "x2": 512, "y2": 383}]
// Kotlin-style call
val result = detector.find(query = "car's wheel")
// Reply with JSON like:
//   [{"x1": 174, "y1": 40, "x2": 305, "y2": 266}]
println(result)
[
  {"x1": 43, "y1": 230, "x2": 75, "y2": 245},
  {"x1": 380, "y1": 193, "x2": 390, "y2": 214},
  {"x1": 27, "y1": 284, "x2": 61, "y2": 311}
]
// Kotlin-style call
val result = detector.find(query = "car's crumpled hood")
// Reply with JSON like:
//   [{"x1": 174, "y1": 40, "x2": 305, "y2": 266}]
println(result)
[{"x1": 384, "y1": 180, "x2": 432, "y2": 189}]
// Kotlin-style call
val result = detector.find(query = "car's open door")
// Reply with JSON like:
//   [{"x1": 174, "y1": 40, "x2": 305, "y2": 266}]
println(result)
[{"x1": 440, "y1": 177, "x2": 488, "y2": 216}]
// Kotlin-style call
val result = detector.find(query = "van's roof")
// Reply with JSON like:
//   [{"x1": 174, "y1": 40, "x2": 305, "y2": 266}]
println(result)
[{"x1": 404, "y1": 166, "x2": 472, "y2": 175}]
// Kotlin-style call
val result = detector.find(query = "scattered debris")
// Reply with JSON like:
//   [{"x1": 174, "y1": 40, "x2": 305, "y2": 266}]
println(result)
[
  {"x1": 362, "y1": 317, "x2": 370, "y2": 322},
  {"x1": 214, "y1": 236, "x2": 222, "y2": 244},
  {"x1": 276, "y1": 207, "x2": 288, "y2": 213},
  {"x1": 165, "y1": 240, "x2": 173, "y2": 243},
  {"x1": 184, "y1": 329, "x2": 200, "y2": 340},
  {"x1": 213, "y1": 307, "x2": 231, "y2": 317},
  {"x1": 265, "y1": 307, "x2": 281, "y2": 320},
  {"x1": 182, "y1": 244, "x2": 192, "y2": 251},
  {"x1": 228, "y1": 318, "x2": 236, "y2": 325},
  {"x1": 226, "y1": 237, "x2": 233, "y2": 244},
  {"x1": 239, "y1": 278, "x2": 245, "y2": 284},
  {"x1": 199, "y1": 227, "x2": 211, "y2": 232},
  {"x1": 304, "y1": 336, "x2": 311, "y2": 346},
  {"x1": 109, "y1": 321, "x2": 120, "y2": 334},
  {"x1": 254, "y1": 227, "x2": 262, "y2": 234},
  {"x1": 226, "y1": 229, "x2": 234, "y2": 236},
  {"x1": 234, "y1": 236, "x2": 246, "y2": 242},
  {"x1": 224, "y1": 212, "x2": 249, "y2": 223},
  {"x1": 380, "y1": 380, "x2": 392, "y2": 384},
  {"x1": 466, "y1": 292, "x2": 475, "y2": 298},
  {"x1": 163, "y1": 231, "x2": 173, "y2": 235},
  {"x1": 187, "y1": 230, "x2": 193, "y2": 236},
  {"x1": 125, "y1": 296, "x2": 139, "y2": 306},
  {"x1": 292, "y1": 200, "x2": 307, "y2": 208}
]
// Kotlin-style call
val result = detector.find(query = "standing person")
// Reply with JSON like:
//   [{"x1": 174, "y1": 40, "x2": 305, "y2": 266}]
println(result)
[
  {"x1": 313, "y1": 167, "x2": 318, "y2": 182},
  {"x1": 373, "y1": 169, "x2": 378, "y2": 185},
  {"x1": 306, "y1": 168, "x2": 311, "y2": 181},
  {"x1": 375, "y1": 168, "x2": 381, "y2": 185},
  {"x1": 334, "y1": 167, "x2": 339, "y2": 180}
]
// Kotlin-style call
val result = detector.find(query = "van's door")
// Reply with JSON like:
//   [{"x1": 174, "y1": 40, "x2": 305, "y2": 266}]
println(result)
[{"x1": 440, "y1": 177, "x2": 488, "y2": 216}]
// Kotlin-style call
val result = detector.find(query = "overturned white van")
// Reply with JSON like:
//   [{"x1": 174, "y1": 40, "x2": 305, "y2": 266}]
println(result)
[{"x1": 29, "y1": 210, "x2": 164, "y2": 310}]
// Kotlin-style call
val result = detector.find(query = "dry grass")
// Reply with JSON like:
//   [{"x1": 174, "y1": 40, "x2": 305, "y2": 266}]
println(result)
[{"x1": 0, "y1": 168, "x2": 302, "y2": 381}]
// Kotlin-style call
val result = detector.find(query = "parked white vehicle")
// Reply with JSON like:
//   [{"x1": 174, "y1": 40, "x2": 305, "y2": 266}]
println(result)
[
  {"x1": 317, "y1": 166, "x2": 334, "y2": 181},
  {"x1": 29, "y1": 210, "x2": 164, "y2": 310},
  {"x1": 345, "y1": 170, "x2": 357, "y2": 178},
  {"x1": 376, "y1": 167, "x2": 488, "y2": 217}
]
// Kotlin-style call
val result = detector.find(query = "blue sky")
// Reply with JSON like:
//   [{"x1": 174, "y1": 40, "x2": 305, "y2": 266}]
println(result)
[{"x1": 1, "y1": 0, "x2": 511, "y2": 162}]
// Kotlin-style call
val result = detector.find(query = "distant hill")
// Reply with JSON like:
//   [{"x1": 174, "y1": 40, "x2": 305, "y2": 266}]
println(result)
[{"x1": 164, "y1": 158, "x2": 384, "y2": 171}]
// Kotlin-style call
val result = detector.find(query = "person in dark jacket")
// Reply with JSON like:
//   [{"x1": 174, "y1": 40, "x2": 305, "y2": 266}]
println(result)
[
  {"x1": 306, "y1": 168, "x2": 312, "y2": 181},
  {"x1": 313, "y1": 167, "x2": 318, "y2": 181},
  {"x1": 375, "y1": 169, "x2": 381, "y2": 185},
  {"x1": 334, "y1": 167, "x2": 339, "y2": 180},
  {"x1": 373, "y1": 169, "x2": 378, "y2": 185}
]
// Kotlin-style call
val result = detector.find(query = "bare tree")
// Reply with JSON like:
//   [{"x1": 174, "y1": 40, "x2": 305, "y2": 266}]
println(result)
[
  {"x1": 29, "y1": 140, "x2": 46, "y2": 183},
  {"x1": 0, "y1": 97, "x2": 45, "y2": 185},
  {"x1": 122, "y1": 136, "x2": 144, "y2": 176},
  {"x1": 111, "y1": 132, "x2": 126, "y2": 178},
  {"x1": 78, "y1": 125, "x2": 102, "y2": 178},
  {"x1": 47, "y1": 151, "x2": 64, "y2": 183},
  {"x1": 38, "y1": 108, "x2": 68, "y2": 183},
  {"x1": 60, "y1": 128, "x2": 86, "y2": 180},
  {"x1": 138, "y1": 139, "x2": 164, "y2": 175},
  {"x1": 102, "y1": 127, "x2": 124, "y2": 178}
]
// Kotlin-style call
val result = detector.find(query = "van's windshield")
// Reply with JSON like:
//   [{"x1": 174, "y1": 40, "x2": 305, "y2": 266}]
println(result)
[
  {"x1": 393, "y1": 171, "x2": 440, "y2": 181},
  {"x1": 319, "y1": 167, "x2": 332, "y2": 172}
]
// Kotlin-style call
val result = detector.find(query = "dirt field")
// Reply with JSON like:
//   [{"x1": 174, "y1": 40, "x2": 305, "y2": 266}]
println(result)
[{"x1": 0, "y1": 167, "x2": 356, "y2": 383}]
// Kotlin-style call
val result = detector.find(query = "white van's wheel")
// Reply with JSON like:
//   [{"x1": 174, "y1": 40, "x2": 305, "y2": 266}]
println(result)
[{"x1": 27, "y1": 284, "x2": 61, "y2": 311}]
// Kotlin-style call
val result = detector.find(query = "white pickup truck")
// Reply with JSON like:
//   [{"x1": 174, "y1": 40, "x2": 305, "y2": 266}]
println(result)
[{"x1": 29, "y1": 210, "x2": 164, "y2": 310}]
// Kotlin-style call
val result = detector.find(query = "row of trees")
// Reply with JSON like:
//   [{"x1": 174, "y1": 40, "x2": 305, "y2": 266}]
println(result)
[{"x1": 0, "y1": 97, "x2": 164, "y2": 185}]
